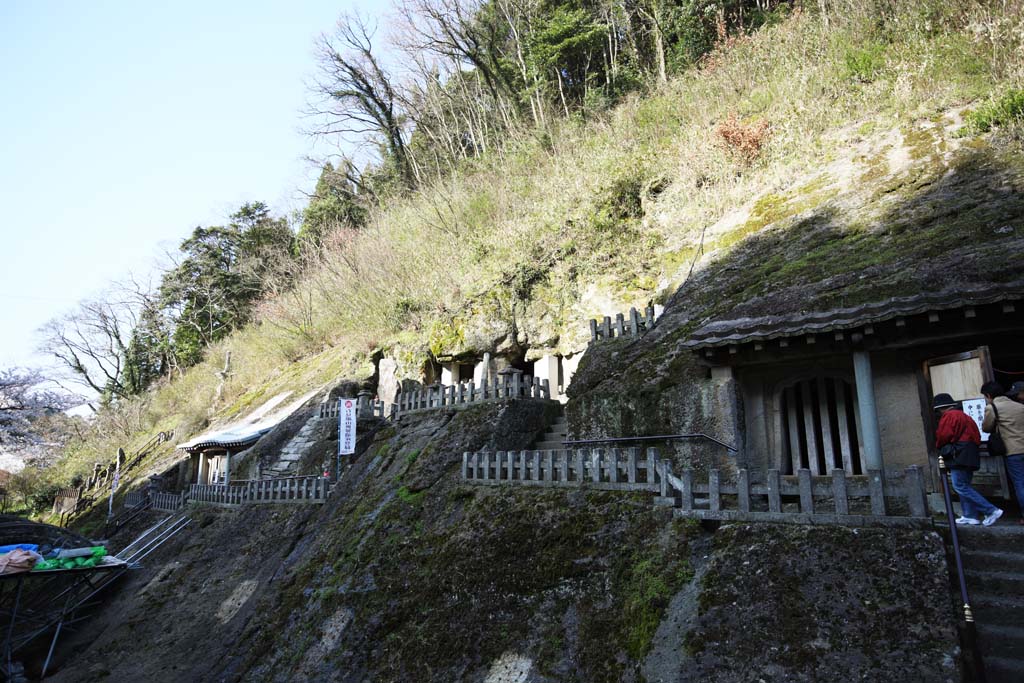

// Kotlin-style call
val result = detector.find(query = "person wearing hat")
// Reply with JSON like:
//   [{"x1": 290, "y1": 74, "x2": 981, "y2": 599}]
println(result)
[
  {"x1": 1009, "y1": 380, "x2": 1024, "y2": 403},
  {"x1": 934, "y1": 392, "x2": 1003, "y2": 526},
  {"x1": 983, "y1": 380, "x2": 1024, "y2": 525}
]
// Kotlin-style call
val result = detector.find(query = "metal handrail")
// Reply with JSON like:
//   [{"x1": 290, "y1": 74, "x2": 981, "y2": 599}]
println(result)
[
  {"x1": 559, "y1": 434, "x2": 738, "y2": 453},
  {"x1": 937, "y1": 453, "x2": 986, "y2": 682},
  {"x1": 103, "y1": 499, "x2": 153, "y2": 538}
]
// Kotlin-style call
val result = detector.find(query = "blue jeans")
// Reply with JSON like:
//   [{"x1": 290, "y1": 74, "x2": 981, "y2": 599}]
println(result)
[
  {"x1": 1005, "y1": 454, "x2": 1024, "y2": 508},
  {"x1": 950, "y1": 468, "x2": 998, "y2": 519}
]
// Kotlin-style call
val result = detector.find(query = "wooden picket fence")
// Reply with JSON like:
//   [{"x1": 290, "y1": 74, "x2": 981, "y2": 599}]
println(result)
[
  {"x1": 462, "y1": 447, "x2": 930, "y2": 527},
  {"x1": 124, "y1": 490, "x2": 148, "y2": 509},
  {"x1": 319, "y1": 397, "x2": 388, "y2": 419},
  {"x1": 188, "y1": 475, "x2": 331, "y2": 507},
  {"x1": 397, "y1": 373, "x2": 551, "y2": 416},
  {"x1": 151, "y1": 491, "x2": 186, "y2": 513},
  {"x1": 463, "y1": 447, "x2": 660, "y2": 491},
  {"x1": 590, "y1": 306, "x2": 657, "y2": 342},
  {"x1": 655, "y1": 461, "x2": 929, "y2": 526}
]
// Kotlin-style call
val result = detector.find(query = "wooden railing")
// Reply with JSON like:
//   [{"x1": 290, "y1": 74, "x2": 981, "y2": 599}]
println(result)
[
  {"x1": 463, "y1": 447, "x2": 660, "y2": 490},
  {"x1": 319, "y1": 397, "x2": 388, "y2": 419},
  {"x1": 589, "y1": 306, "x2": 657, "y2": 342},
  {"x1": 121, "y1": 430, "x2": 174, "y2": 477},
  {"x1": 397, "y1": 373, "x2": 551, "y2": 416},
  {"x1": 151, "y1": 491, "x2": 186, "y2": 513},
  {"x1": 124, "y1": 490, "x2": 148, "y2": 509},
  {"x1": 188, "y1": 476, "x2": 331, "y2": 507},
  {"x1": 82, "y1": 429, "x2": 174, "y2": 494},
  {"x1": 462, "y1": 447, "x2": 930, "y2": 527},
  {"x1": 656, "y1": 461, "x2": 929, "y2": 526}
]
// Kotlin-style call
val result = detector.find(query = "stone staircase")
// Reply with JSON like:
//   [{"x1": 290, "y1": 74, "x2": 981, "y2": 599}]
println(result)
[
  {"x1": 531, "y1": 411, "x2": 567, "y2": 450},
  {"x1": 264, "y1": 414, "x2": 323, "y2": 478},
  {"x1": 957, "y1": 525, "x2": 1024, "y2": 682}
]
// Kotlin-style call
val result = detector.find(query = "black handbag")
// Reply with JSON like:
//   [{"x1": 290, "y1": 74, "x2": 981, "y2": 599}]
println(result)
[{"x1": 988, "y1": 403, "x2": 1008, "y2": 457}]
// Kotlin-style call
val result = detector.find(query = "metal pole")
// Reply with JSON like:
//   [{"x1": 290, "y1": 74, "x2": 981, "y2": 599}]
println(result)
[
  {"x1": 40, "y1": 590, "x2": 76, "y2": 679},
  {"x1": 559, "y1": 434, "x2": 738, "y2": 453},
  {"x1": 938, "y1": 454, "x2": 987, "y2": 682},
  {"x1": 5, "y1": 576, "x2": 24, "y2": 678}
]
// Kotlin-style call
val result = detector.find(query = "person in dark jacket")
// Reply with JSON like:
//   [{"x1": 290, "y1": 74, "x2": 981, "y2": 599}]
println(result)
[{"x1": 934, "y1": 393, "x2": 1003, "y2": 526}]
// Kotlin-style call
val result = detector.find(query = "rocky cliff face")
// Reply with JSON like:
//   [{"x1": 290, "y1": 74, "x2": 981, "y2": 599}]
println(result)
[
  {"x1": 564, "y1": 114, "x2": 1024, "y2": 471},
  {"x1": 49, "y1": 401, "x2": 957, "y2": 682}
]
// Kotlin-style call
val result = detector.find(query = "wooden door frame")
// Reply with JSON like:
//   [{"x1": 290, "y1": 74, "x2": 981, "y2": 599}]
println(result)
[{"x1": 919, "y1": 345, "x2": 996, "y2": 491}]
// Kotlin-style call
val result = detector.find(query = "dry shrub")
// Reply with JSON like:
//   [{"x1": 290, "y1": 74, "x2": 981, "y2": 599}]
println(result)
[{"x1": 714, "y1": 112, "x2": 771, "y2": 163}]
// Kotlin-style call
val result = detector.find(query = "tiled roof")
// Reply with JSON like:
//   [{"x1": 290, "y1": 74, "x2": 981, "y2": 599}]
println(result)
[{"x1": 683, "y1": 281, "x2": 1024, "y2": 349}]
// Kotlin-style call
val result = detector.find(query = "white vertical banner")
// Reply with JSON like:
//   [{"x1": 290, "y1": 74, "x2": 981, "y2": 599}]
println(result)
[
  {"x1": 339, "y1": 398, "x2": 357, "y2": 455},
  {"x1": 107, "y1": 447, "x2": 124, "y2": 519}
]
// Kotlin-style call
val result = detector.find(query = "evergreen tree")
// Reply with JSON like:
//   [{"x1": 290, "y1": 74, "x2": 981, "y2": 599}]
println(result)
[
  {"x1": 159, "y1": 202, "x2": 295, "y2": 369},
  {"x1": 298, "y1": 162, "x2": 368, "y2": 251}
]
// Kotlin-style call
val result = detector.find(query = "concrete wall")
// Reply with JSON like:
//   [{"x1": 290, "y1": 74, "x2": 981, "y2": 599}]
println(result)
[{"x1": 872, "y1": 353, "x2": 929, "y2": 471}]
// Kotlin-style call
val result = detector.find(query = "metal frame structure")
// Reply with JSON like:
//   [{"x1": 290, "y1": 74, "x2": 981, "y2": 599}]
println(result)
[{"x1": 0, "y1": 514, "x2": 190, "y2": 680}]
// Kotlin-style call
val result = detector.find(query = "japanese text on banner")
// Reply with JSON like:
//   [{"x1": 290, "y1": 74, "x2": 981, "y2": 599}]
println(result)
[{"x1": 339, "y1": 398, "x2": 357, "y2": 455}]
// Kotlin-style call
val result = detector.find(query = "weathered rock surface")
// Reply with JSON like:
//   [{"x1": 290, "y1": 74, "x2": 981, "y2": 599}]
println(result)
[{"x1": 47, "y1": 402, "x2": 958, "y2": 682}]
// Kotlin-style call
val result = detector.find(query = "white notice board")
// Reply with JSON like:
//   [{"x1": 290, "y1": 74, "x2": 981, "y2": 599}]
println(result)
[
  {"x1": 339, "y1": 398, "x2": 357, "y2": 455},
  {"x1": 962, "y1": 397, "x2": 991, "y2": 442}
]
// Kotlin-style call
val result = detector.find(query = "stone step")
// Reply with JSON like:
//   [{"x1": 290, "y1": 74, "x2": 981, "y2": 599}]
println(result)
[
  {"x1": 965, "y1": 568, "x2": 1024, "y2": 595},
  {"x1": 546, "y1": 426, "x2": 568, "y2": 436},
  {"x1": 978, "y1": 624, "x2": 1024, "y2": 660},
  {"x1": 983, "y1": 655, "x2": 1024, "y2": 683},
  {"x1": 552, "y1": 416, "x2": 567, "y2": 425},
  {"x1": 534, "y1": 441, "x2": 566, "y2": 450},
  {"x1": 961, "y1": 549, "x2": 1024, "y2": 573},
  {"x1": 955, "y1": 525, "x2": 1024, "y2": 553},
  {"x1": 972, "y1": 593, "x2": 1024, "y2": 627}
]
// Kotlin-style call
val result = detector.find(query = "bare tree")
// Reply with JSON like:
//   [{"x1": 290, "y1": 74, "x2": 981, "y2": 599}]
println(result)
[
  {"x1": 38, "y1": 296, "x2": 138, "y2": 400},
  {"x1": 396, "y1": 0, "x2": 518, "y2": 105},
  {"x1": 310, "y1": 13, "x2": 414, "y2": 188},
  {"x1": 394, "y1": 0, "x2": 532, "y2": 168}
]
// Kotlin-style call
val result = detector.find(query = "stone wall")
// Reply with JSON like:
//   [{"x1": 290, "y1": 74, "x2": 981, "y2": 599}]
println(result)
[{"x1": 567, "y1": 338, "x2": 742, "y2": 475}]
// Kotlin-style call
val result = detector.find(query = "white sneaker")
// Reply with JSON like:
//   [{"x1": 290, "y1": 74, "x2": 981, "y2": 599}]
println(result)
[
  {"x1": 983, "y1": 508, "x2": 1004, "y2": 527},
  {"x1": 955, "y1": 516, "x2": 981, "y2": 525}
]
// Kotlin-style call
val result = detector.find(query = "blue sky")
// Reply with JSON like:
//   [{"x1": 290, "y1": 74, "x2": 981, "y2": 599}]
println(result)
[{"x1": 0, "y1": 0, "x2": 376, "y2": 370}]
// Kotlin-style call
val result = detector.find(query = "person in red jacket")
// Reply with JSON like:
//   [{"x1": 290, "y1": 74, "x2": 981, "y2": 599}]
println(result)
[{"x1": 934, "y1": 393, "x2": 1003, "y2": 526}]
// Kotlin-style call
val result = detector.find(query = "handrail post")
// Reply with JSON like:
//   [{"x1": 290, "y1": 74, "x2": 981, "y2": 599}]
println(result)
[{"x1": 938, "y1": 453, "x2": 986, "y2": 682}]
